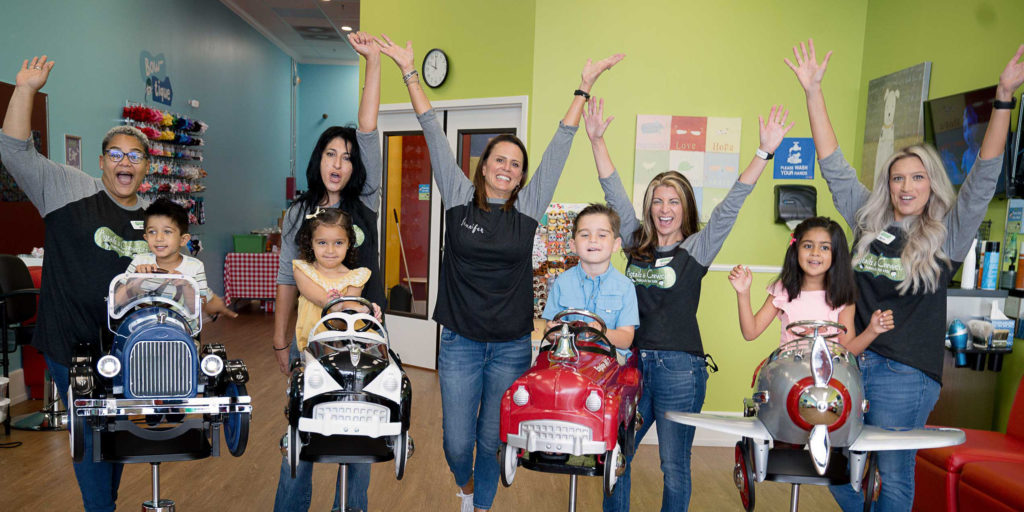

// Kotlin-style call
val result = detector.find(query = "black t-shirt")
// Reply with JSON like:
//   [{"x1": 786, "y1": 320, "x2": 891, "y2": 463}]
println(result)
[
  {"x1": 853, "y1": 226, "x2": 955, "y2": 383},
  {"x1": 34, "y1": 192, "x2": 149, "y2": 365},
  {"x1": 432, "y1": 202, "x2": 538, "y2": 341},
  {"x1": 626, "y1": 246, "x2": 709, "y2": 354}
]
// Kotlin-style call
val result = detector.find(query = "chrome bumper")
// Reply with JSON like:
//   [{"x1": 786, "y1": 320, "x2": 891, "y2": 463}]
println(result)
[
  {"x1": 506, "y1": 419, "x2": 605, "y2": 456},
  {"x1": 73, "y1": 396, "x2": 251, "y2": 416},
  {"x1": 298, "y1": 417, "x2": 401, "y2": 438}
]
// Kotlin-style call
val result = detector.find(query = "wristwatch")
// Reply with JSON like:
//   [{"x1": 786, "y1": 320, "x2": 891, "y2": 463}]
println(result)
[
  {"x1": 994, "y1": 97, "x2": 1017, "y2": 110},
  {"x1": 755, "y1": 148, "x2": 774, "y2": 160}
]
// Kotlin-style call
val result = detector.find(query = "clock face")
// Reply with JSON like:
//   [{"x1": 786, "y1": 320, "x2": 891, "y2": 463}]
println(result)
[{"x1": 423, "y1": 49, "x2": 448, "y2": 88}]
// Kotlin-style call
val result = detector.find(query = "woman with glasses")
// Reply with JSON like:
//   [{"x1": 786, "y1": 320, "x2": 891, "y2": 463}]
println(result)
[{"x1": 0, "y1": 55, "x2": 153, "y2": 512}]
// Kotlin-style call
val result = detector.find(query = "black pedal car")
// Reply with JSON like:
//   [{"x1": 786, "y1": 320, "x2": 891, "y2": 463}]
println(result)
[{"x1": 284, "y1": 297, "x2": 413, "y2": 480}]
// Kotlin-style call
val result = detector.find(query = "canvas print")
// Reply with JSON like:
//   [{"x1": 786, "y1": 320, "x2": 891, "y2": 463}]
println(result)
[
  {"x1": 65, "y1": 134, "x2": 81, "y2": 169},
  {"x1": 635, "y1": 115, "x2": 741, "y2": 221},
  {"x1": 861, "y1": 62, "x2": 932, "y2": 187}
]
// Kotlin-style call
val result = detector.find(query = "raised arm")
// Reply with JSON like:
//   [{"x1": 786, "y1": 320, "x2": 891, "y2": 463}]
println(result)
[
  {"x1": 944, "y1": 44, "x2": 1024, "y2": 260},
  {"x1": 350, "y1": 32, "x2": 381, "y2": 133},
  {"x1": 729, "y1": 266, "x2": 779, "y2": 341},
  {"x1": 564, "y1": 54, "x2": 624, "y2": 127},
  {"x1": 785, "y1": 39, "x2": 838, "y2": 160},
  {"x1": 684, "y1": 105, "x2": 792, "y2": 266},
  {"x1": 2, "y1": 56, "x2": 54, "y2": 139},
  {"x1": 376, "y1": 34, "x2": 432, "y2": 115},
  {"x1": 585, "y1": 97, "x2": 616, "y2": 179}
]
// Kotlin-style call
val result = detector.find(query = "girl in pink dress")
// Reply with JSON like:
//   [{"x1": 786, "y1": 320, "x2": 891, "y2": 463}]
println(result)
[{"x1": 729, "y1": 216, "x2": 892, "y2": 353}]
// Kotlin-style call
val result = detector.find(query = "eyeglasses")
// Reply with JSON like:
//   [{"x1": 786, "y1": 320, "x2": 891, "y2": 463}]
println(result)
[{"x1": 105, "y1": 148, "x2": 146, "y2": 164}]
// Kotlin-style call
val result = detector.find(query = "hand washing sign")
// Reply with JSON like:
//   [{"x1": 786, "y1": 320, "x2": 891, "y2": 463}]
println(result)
[{"x1": 774, "y1": 137, "x2": 815, "y2": 180}]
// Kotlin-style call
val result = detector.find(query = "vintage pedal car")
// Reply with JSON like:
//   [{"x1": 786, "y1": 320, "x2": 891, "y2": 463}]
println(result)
[
  {"x1": 667, "y1": 320, "x2": 965, "y2": 511},
  {"x1": 284, "y1": 297, "x2": 413, "y2": 480},
  {"x1": 499, "y1": 309, "x2": 642, "y2": 498},
  {"x1": 67, "y1": 272, "x2": 251, "y2": 508}
]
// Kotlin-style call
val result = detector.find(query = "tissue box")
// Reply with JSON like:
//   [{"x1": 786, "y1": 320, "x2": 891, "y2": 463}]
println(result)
[{"x1": 970, "y1": 315, "x2": 1015, "y2": 349}]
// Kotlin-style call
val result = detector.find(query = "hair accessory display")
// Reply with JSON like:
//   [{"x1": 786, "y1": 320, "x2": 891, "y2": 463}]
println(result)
[{"x1": 124, "y1": 100, "x2": 208, "y2": 226}]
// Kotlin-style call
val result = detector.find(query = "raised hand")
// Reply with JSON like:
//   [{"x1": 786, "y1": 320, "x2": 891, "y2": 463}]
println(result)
[
  {"x1": 583, "y1": 97, "x2": 614, "y2": 141},
  {"x1": 867, "y1": 309, "x2": 895, "y2": 335},
  {"x1": 580, "y1": 53, "x2": 625, "y2": 92},
  {"x1": 758, "y1": 104, "x2": 794, "y2": 153},
  {"x1": 728, "y1": 265, "x2": 753, "y2": 294},
  {"x1": 997, "y1": 44, "x2": 1024, "y2": 100},
  {"x1": 16, "y1": 55, "x2": 55, "y2": 92},
  {"x1": 348, "y1": 31, "x2": 380, "y2": 60},
  {"x1": 784, "y1": 39, "x2": 832, "y2": 93},
  {"x1": 375, "y1": 34, "x2": 415, "y2": 74}
]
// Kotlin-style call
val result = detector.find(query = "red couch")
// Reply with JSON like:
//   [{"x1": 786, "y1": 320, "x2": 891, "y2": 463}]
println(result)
[{"x1": 913, "y1": 374, "x2": 1024, "y2": 512}]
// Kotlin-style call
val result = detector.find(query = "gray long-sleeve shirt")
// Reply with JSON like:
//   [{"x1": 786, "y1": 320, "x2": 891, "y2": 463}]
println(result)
[
  {"x1": 418, "y1": 108, "x2": 578, "y2": 341},
  {"x1": 602, "y1": 170, "x2": 754, "y2": 353},
  {"x1": 820, "y1": 147, "x2": 1002, "y2": 382}
]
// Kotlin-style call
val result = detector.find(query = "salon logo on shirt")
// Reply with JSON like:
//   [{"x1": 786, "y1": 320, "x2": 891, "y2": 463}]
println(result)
[
  {"x1": 855, "y1": 253, "x2": 906, "y2": 281},
  {"x1": 625, "y1": 264, "x2": 677, "y2": 289},
  {"x1": 94, "y1": 227, "x2": 150, "y2": 258},
  {"x1": 461, "y1": 219, "x2": 484, "y2": 235}
]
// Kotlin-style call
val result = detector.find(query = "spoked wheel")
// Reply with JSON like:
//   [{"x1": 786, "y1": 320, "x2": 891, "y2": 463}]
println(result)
[
  {"x1": 500, "y1": 442, "x2": 518, "y2": 487},
  {"x1": 394, "y1": 431, "x2": 410, "y2": 480},
  {"x1": 863, "y1": 452, "x2": 880, "y2": 512},
  {"x1": 734, "y1": 438, "x2": 756, "y2": 512},
  {"x1": 287, "y1": 425, "x2": 299, "y2": 478},
  {"x1": 67, "y1": 385, "x2": 85, "y2": 462},
  {"x1": 603, "y1": 441, "x2": 624, "y2": 497},
  {"x1": 223, "y1": 382, "x2": 250, "y2": 457}
]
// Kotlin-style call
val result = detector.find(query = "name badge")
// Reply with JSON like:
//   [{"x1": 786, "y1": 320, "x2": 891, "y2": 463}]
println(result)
[
  {"x1": 655, "y1": 257, "x2": 673, "y2": 268},
  {"x1": 131, "y1": 220, "x2": 145, "y2": 230},
  {"x1": 875, "y1": 231, "x2": 896, "y2": 245}
]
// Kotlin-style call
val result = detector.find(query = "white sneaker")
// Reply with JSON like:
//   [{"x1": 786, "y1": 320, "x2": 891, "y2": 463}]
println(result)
[{"x1": 456, "y1": 490, "x2": 474, "y2": 512}]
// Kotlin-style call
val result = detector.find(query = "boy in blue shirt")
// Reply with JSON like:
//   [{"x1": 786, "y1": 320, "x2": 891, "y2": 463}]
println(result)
[{"x1": 542, "y1": 203, "x2": 638, "y2": 358}]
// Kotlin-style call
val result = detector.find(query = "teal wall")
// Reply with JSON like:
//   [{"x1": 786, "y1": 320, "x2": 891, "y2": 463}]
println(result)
[
  {"x1": 296, "y1": 63, "x2": 360, "y2": 192},
  {"x1": 0, "y1": 0, "x2": 294, "y2": 375},
  {"x1": 0, "y1": 0, "x2": 292, "y2": 297}
]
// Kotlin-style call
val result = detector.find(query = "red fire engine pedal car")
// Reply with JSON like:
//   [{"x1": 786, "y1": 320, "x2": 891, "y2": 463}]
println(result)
[{"x1": 499, "y1": 309, "x2": 642, "y2": 506}]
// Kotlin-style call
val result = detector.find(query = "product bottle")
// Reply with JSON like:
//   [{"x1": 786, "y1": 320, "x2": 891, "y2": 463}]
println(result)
[
  {"x1": 1003, "y1": 261, "x2": 1017, "y2": 290},
  {"x1": 981, "y1": 241, "x2": 1001, "y2": 291},
  {"x1": 962, "y1": 238, "x2": 977, "y2": 290},
  {"x1": 1016, "y1": 241, "x2": 1024, "y2": 289}
]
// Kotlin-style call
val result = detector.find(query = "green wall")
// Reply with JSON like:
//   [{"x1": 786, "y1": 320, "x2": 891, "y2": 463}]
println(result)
[
  {"x1": 858, "y1": 0, "x2": 1024, "y2": 432},
  {"x1": 362, "y1": 0, "x2": 536, "y2": 105},
  {"x1": 362, "y1": 0, "x2": 1024, "y2": 420}
]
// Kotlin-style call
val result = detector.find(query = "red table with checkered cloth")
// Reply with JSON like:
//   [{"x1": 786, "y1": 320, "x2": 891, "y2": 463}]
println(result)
[{"x1": 223, "y1": 252, "x2": 278, "y2": 312}]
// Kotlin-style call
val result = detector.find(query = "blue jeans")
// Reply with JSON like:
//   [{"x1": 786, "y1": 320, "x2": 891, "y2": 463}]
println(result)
[
  {"x1": 438, "y1": 327, "x2": 532, "y2": 510},
  {"x1": 604, "y1": 350, "x2": 708, "y2": 512},
  {"x1": 47, "y1": 356, "x2": 125, "y2": 512},
  {"x1": 274, "y1": 342, "x2": 371, "y2": 512},
  {"x1": 829, "y1": 350, "x2": 940, "y2": 512}
]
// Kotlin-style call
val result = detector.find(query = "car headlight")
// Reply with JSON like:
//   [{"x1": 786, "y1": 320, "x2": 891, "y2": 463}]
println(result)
[
  {"x1": 97, "y1": 355, "x2": 121, "y2": 378},
  {"x1": 382, "y1": 375, "x2": 399, "y2": 393},
  {"x1": 512, "y1": 385, "x2": 529, "y2": 406},
  {"x1": 200, "y1": 354, "x2": 224, "y2": 377},
  {"x1": 585, "y1": 390, "x2": 602, "y2": 412}
]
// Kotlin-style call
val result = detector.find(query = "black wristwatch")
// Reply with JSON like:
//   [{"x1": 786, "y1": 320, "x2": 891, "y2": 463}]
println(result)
[
  {"x1": 574, "y1": 89, "x2": 591, "y2": 101},
  {"x1": 994, "y1": 97, "x2": 1017, "y2": 110}
]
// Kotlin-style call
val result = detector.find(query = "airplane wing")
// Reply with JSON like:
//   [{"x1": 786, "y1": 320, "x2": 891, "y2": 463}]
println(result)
[
  {"x1": 848, "y1": 425, "x2": 965, "y2": 452},
  {"x1": 664, "y1": 412, "x2": 772, "y2": 442}
]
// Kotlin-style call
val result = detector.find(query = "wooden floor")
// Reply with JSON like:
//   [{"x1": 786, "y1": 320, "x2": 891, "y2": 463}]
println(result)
[{"x1": 0, "y1": 306, "x2": 839, "y2": 511}]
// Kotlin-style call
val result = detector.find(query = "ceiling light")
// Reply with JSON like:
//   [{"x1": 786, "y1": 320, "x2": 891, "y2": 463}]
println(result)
[{"x1": 341, "y1": 26, "x2": 352, "y2": 31}]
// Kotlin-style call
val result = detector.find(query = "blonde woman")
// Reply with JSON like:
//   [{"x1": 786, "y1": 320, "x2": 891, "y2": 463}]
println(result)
[
  {"x1": 787, "y1": 39, "x2": 1024, "y2": 511},
  {"x1": 586, "y1": 98, "x2": 792, "y2": 511}
]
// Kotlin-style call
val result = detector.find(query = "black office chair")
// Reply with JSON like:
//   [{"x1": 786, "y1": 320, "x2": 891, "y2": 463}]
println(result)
[{"x1": 0, "y1": 254, "x2": 41, "y2": 435}]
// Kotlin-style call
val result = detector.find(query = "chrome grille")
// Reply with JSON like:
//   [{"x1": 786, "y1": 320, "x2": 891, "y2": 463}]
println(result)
[{"x1": 128, "y1": 340, "x2": 193, "y2": 397}]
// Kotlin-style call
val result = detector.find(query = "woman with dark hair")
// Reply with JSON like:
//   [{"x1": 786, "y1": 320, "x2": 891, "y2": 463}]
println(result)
[
  {"x1": 787, "y1": 39, "x2": 1024, "y2": 512},
  {"x1": 377, "y1": 34, "x2": 622, "y2": 512},
  {"x1": 271, "y1": 31, "x2": 384, "y2": 512},
  {"x1": 585, "y1": 98, "x2": 792, "y2": 511}
]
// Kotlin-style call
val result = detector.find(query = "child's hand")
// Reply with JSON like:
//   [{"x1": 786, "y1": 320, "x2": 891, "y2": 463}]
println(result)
[
  {"x1": 326, "y1": 289, "x2": 342, "y2": 301},
  {"x1": 206, "y1": 298, "x2": 238, "y2": 320},
  {"x1": 134, "y1": 264, "x2": 160, "y2": 274},
  {"x1": 546, "y1": 320, "x2": 563, "y2": 330},
  {"x1": 370, "y1": 302, "x2": 383, "y2": 321},
  {"x1": 728, "y1": 265, "x2": 753, "y2": 294},
  {"x1": 867, "y1": 309, "x2": 894, "y2": 335},
  {"x1": 587, "y1": 320, "x2": 604, "y2": 332}
]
